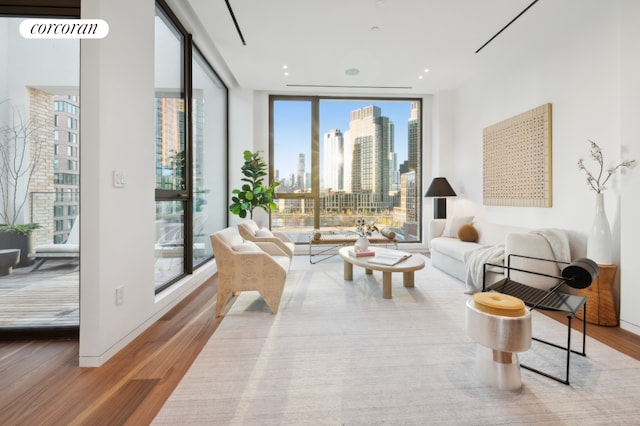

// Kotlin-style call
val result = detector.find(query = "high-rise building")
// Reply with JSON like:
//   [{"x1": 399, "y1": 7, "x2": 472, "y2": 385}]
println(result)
[
  {"x1": 407, "y1": 101, "x2": 420, "y2": 172},
  {"x1": 348, "y1": 105, "x2": 393, "y2": 201},
  {"x1": 156, "y1": 97, "x2": 185, "y2": 190},
  {"x1": 342, "y1": 130, "x2": 353, "y2": 193},
  {"x1": 52, "y1": 95, "x2": 80, "y2": 243},
  {"x1": 322, "y1": 129, "x2": 344, "y2": 191},
  {"x1": 297, "y1": 153, "x2": 305, "y2": 190}
]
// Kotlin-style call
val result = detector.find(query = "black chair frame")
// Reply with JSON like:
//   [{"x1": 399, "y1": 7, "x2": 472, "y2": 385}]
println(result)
[{"x1": 481, "y1": 253, "x2": 590, "y2": 385}]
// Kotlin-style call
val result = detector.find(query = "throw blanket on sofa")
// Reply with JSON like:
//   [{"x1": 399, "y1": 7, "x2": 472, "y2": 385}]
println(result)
[
  {"x1": 529, "y1": 228, "x2": 571, "y2": 264},
  {"x1": 463, "y1": 244, "x2": 505, "y2": 294}
]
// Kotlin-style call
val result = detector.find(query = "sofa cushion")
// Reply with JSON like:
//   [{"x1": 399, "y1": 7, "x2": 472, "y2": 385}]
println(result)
[
  {"x1": 474, "y1": 221, "x2": 529, "y2": 246},
  {"x1": 458, "y1": 224, "x2": 478, "y2": 242},
  {"x1": 218, "y1": 227, "x2": 244, "y2": 246},
  {"x1": 380, "y1": 228, "x2": 396, "y2": 240},
  {"x1": 430, "y1": 237, "x2": 481, "y2": 262},
  {"x1": 505, "y1": 232, "x2": 564, "y2": 291},
  {"x1": 232, "y1": 241, "x2": 262, "y2": 252},
  {"x1": 255, "y1": 227, "x2": 274, "y2": 238},
  {"x1": 443, "y1": 216, "x2": 474, "y2": 238}
]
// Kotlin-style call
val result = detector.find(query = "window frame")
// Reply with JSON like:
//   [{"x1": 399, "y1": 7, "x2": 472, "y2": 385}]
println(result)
[
  {"x1": 269, "y1": 95, "x2": 423, "y2": 242},
  {"x1": 154, "y1": 0, "x2": 193, "y2": 293},
  {"x1": 154, "y1": 0, "x2": 228, "y2": 293}
]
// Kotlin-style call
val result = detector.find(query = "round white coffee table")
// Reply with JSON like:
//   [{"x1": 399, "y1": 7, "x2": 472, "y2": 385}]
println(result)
[{"x1": 338, "y1": 246, "x2": 425, "y2": 299}]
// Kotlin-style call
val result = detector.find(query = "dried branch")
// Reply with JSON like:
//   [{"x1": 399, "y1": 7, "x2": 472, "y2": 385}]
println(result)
[
  {"x1": 0, "y1": 103, "x2": 47, "y2": 225},
  {"x1": 577, "y1": 139, "x2": 636, "y2": 193}
]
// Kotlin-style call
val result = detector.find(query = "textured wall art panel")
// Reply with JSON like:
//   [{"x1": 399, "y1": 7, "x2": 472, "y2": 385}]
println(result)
[{"x1": 483, "y1": 103, "x2": 552, "y2": 207}]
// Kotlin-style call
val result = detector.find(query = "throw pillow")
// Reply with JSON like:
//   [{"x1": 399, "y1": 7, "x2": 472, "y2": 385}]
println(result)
[
  {"x1": 458, "y1": 223, "x2": 478, "y2": 242},
  {"x1": 232, "y1": 241, "x2": 261, "y2": 252},
  {"x1": 255, "y1": 227, "x2": 274, "y2": 238},
  {"x1": 380, "y1": 228, "x2": 396, "y2": 240},
  {"x1": 443, "y1": 215, "x2": 474, "y2": 238}
]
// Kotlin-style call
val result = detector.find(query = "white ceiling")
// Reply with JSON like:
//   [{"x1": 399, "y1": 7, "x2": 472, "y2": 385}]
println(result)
[{"x1": 184, "y1": 0, "x2": 541, "y2": 95}]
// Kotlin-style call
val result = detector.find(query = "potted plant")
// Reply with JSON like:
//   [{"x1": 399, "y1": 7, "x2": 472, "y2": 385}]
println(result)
[
  {"x1": 229, "y1": 150, "x2": 279, "y2": 219},
  {"x1": 354, "y1": 216, "x2": 378, "y2": 252},
  {"x1": 0, "y1": 101, "x2": 45, "y2": 267}
]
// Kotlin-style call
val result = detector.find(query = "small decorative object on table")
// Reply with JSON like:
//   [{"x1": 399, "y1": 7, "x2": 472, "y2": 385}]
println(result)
[
  {"x1": 578, "y1": 139, "x2": 636, "y2": 264},
  {"x1": 348, "y1": 248, "x2": 375, "y2": 257},
  {"x1": 354, "y1": 216, "x2": 378, "y2": 252}
]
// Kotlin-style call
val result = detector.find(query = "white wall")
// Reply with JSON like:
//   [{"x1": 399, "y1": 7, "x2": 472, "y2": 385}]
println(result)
[
  {"x1": 79, "y1": 0, "x2": 216, "y2": 366},
  {"x1": 442, "y1": 0, "x2": 640, "y2": 331},
  {"x1": 619, "y1": 0, "x2": 640, "y2": 335}
]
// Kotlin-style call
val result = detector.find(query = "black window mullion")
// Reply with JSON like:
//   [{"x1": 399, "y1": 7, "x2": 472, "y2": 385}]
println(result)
[
  {"x1": 183, "y1": 32, "x2": 193, "y2": 274},
  {"x1": 311, "y1": 98, "x2": 320, "y2": 229},
  {"x1": 0, "y1": 0, "x2": 80, "y2": 17},
  {"x1": 154, "y1": 0, "x2": 192, "y2": 293}
]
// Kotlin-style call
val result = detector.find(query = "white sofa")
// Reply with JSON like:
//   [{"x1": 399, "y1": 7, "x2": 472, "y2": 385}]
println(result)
[{"x1": 428, "y1": 217, "x2": 577, "y2": 292}]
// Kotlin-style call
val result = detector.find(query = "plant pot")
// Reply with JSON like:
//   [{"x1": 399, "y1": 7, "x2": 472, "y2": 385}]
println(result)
[{"x1": 0, "y1": 230, "x2": 35, "y2": 268}]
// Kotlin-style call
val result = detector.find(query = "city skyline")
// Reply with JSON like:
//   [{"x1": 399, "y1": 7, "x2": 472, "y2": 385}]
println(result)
[{"x1": 273, "y1": 100, "x2": 414, "y2": 183}]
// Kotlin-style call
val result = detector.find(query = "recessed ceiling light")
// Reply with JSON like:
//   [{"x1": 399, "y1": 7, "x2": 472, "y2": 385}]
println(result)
[
  {"x1": 283, "y1": 65, "x2": 288, "y2": 69},
  {"x1": 424, "y1": 68, "x2": 430, "y2": 73},
  {"x1": 284, "y1": 72, "x2": 289, "y2": 76},
  {"x1": 345, "y1": 68, "x2": 360, "y2": 76},
  {"x1": 418, "y1": 75, "x2": 423, "y2": 80}
]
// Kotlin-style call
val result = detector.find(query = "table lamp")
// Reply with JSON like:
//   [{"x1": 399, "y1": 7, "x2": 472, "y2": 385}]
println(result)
[{"x1": 424, "y1": 177, "x2": 456, "y2": 219}]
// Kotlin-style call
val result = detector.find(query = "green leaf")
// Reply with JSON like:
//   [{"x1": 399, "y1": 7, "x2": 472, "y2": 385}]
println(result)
[
  {"x1": 230, "y1": 149, "x2": 278, "y2": 218},
  {"x1": 0, "y1": 223, "x2": 41, "y2": 236}
]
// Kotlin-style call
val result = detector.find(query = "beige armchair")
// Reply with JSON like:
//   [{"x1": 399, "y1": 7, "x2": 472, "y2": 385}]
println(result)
[
  {"x1": 237, "y1": 219, "x2": 295, "y2": 258},
  {"x1": 210, "y1": 227, "x2": 290, "y2": 317}
]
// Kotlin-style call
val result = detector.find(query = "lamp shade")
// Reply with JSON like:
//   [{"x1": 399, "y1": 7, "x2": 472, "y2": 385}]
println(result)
[{"x1": 424, "y1": 177, "x2": 456, "y2": 197}]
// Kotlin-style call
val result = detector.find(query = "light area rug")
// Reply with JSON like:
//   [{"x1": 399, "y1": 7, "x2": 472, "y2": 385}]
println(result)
[{"x1": 153, "y1": 255, "x2": 640, "y2": 425}]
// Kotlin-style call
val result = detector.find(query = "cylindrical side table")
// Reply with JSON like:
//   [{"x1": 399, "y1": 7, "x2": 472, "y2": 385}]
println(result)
[{"x1": 576, "y1": 264, "x2": 618, "y2": 326}]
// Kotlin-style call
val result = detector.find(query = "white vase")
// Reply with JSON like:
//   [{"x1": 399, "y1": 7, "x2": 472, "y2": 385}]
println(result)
[
  {"x1": 587, "y1": 193, "x2": 612, "y2": 264},
  {"x1": 355, "y1": 236, "x2": 370, "y2": 252}
]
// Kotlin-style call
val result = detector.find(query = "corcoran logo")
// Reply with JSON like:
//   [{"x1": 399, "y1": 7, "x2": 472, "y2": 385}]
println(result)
[{"x1": 19, "y1": 19, "x2": 109, "y2": 39}]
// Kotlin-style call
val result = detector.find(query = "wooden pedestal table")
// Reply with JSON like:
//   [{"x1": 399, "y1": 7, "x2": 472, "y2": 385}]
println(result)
[
  {"x1": 338, "y1": 246, "x2": 425, "y2": 299},
  {"x1": 576, "y1": 263, "x2": 618, "y2": 326}
]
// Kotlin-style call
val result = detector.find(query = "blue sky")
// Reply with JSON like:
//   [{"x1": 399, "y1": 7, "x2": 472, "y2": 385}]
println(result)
[{"x1": 273, "y1": 99, "x2": 414, "y2": 180}]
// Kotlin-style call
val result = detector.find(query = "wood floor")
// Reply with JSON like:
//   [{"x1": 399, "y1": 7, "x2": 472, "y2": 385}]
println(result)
[{"x1": 1, "y1": 272, "x2": 640, "y2": 425}]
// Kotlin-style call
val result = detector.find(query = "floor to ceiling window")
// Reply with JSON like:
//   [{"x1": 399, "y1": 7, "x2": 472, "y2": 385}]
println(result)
[
  {"x1": 0, "y1": 6, "x2": 80, "y2": 336},
  {"x1": 154, "y1": 2, "x2": 188, "y2": 288},
  {"x1": 154, "y1": 0, "x2": 227, "y2": 291},
  {"x1": 271, "y1": 96, "x2": 422, "y2": 243},
  {"x1": 191, "y1": 47, "x2": 227, "y2": 268}
]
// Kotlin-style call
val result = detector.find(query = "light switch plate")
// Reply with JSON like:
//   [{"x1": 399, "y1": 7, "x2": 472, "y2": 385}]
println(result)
[{"x1": 113, "y1": 170, "x2": 126, "y2": 188}]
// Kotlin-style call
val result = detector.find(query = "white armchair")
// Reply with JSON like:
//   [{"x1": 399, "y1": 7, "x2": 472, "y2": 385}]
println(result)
[
  {"x1": 237, "y1": 219, "x2": 295, "y2": 258},
  {"x1": 210, "y1": 227, "x2": 290, "y2": 317}
]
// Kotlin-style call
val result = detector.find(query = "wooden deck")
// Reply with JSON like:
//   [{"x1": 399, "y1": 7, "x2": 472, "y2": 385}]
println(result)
[{"x1": 0, "y1": 261, "x2": 79, "y2": 329}]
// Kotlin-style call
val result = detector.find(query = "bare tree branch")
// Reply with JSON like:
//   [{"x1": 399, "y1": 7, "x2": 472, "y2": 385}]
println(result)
[{"x1": 0, "y1": 103, "x2": 47, "y2": 225}]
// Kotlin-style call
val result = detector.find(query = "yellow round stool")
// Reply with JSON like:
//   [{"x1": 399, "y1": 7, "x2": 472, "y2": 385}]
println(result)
[{"x1": 466, "y1": 292, "x2": 532, "y2": 391}]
